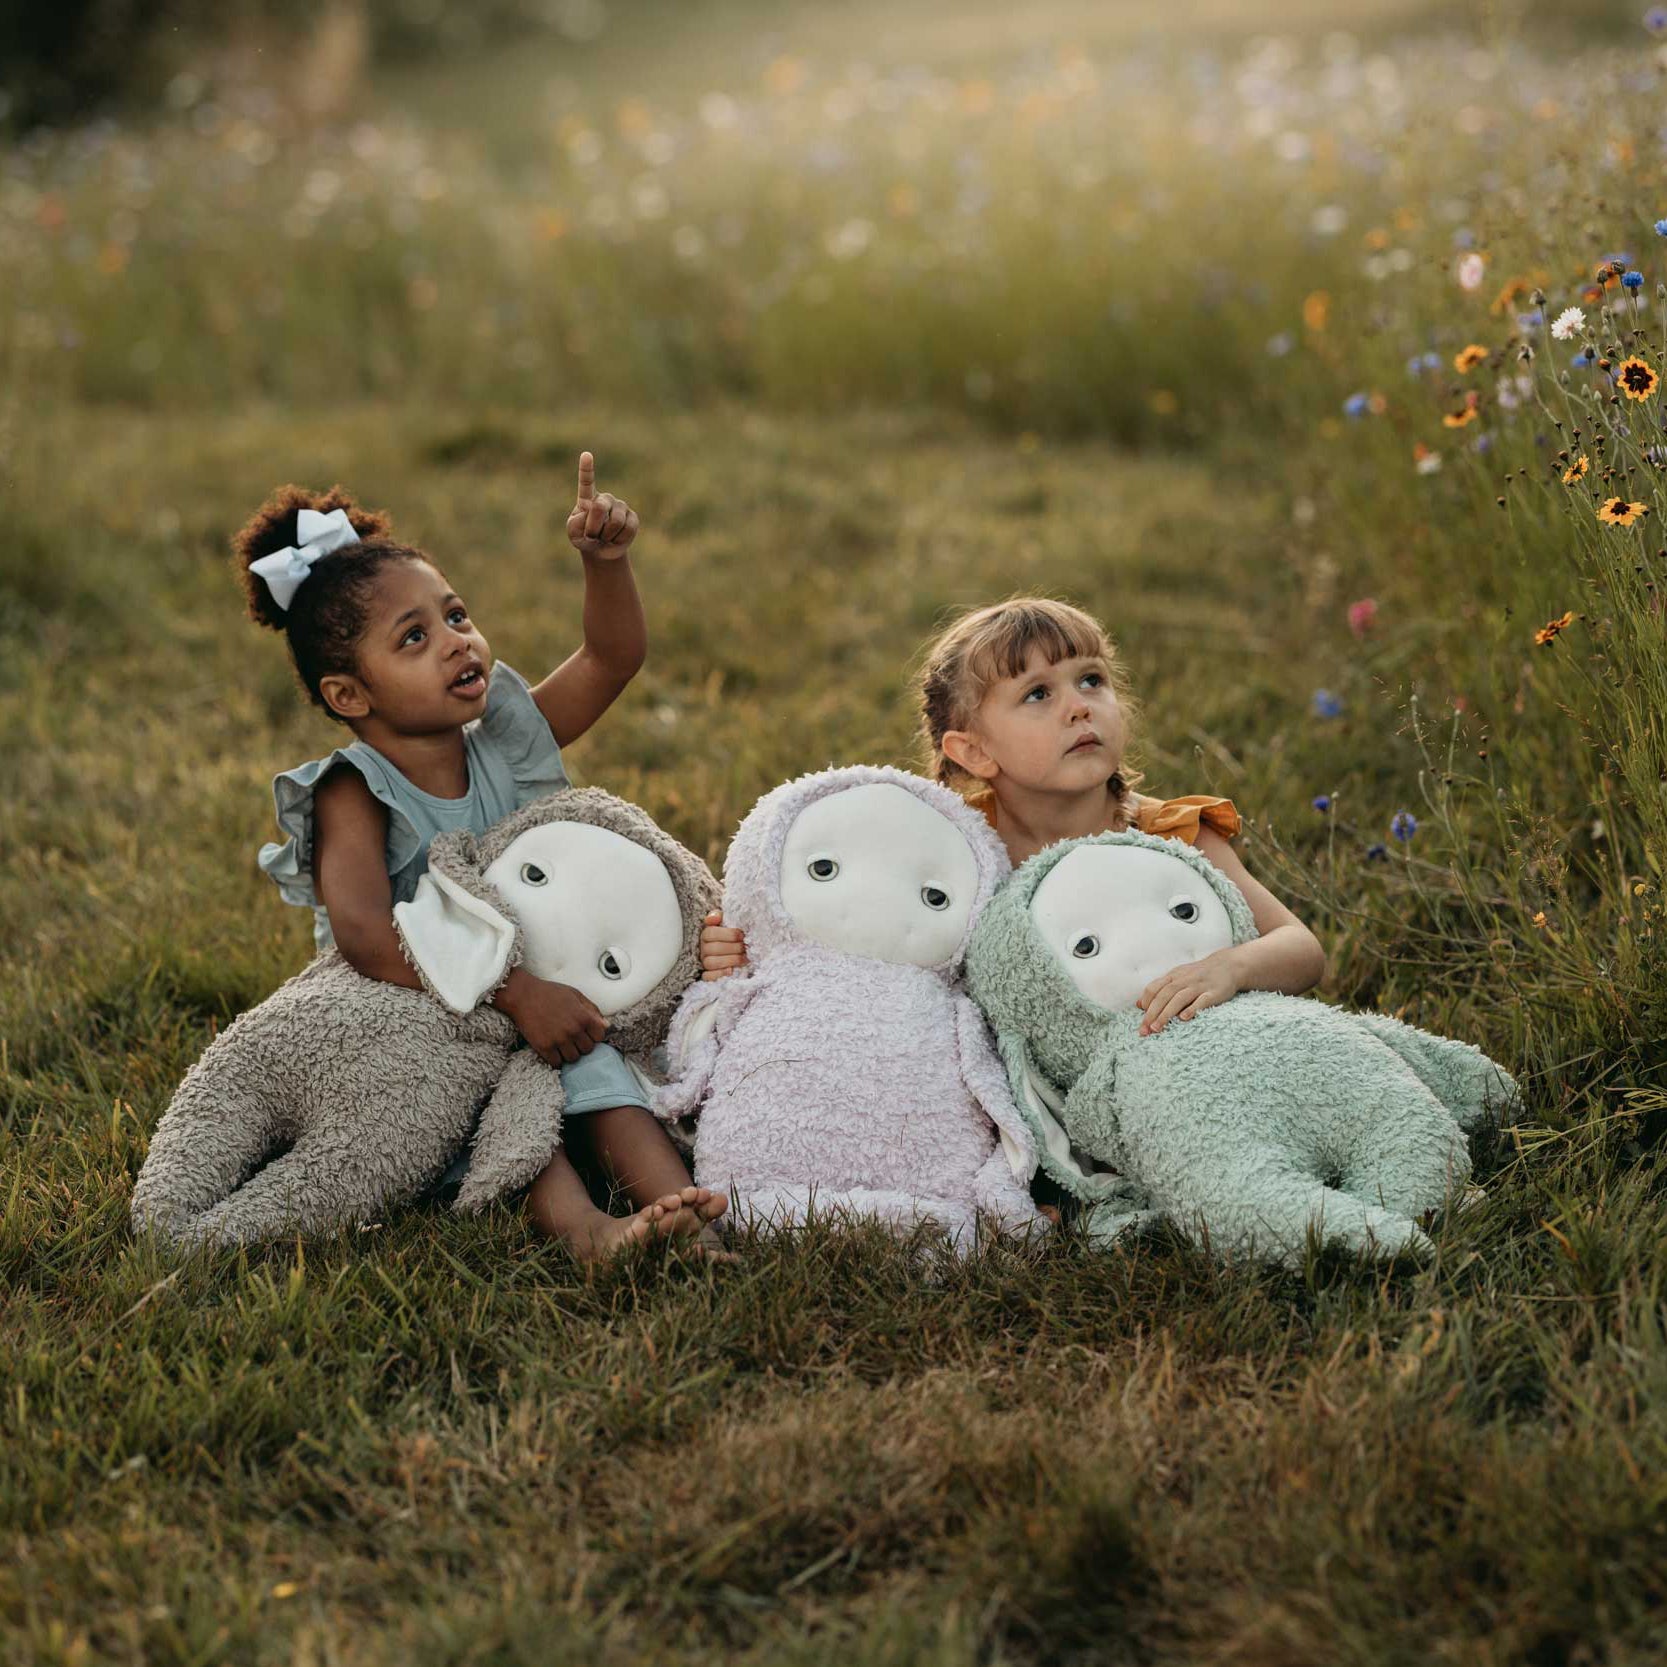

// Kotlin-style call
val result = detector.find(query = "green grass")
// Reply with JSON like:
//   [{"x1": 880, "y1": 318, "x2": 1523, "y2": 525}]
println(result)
[{"x1": 5, "y1": 0, "x2": 1667, "y2": 1661}]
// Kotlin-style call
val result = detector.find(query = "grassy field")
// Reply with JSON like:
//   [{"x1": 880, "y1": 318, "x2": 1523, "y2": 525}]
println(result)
[{"x1": 5, "y1": 1, "x2": 1667, "y2": 1662}]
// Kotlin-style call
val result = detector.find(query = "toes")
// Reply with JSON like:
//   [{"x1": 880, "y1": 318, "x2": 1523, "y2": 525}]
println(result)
[{"x1": 695, "y1": 1192, "x2": 729, "y2": 1224}]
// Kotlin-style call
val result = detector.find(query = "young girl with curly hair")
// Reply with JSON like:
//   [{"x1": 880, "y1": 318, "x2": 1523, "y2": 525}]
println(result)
[
  {"x1": 238, "y1": 454, "x2": 725, "y2": 1257},
  {"x1": 700, "y1": 597, "x2": 1325, "y2": 1035}
]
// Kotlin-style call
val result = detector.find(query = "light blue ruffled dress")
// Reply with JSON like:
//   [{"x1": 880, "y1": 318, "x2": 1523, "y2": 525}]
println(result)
[{"x1": 258, "y1": 661, "x2": 652, "y2": 1122}]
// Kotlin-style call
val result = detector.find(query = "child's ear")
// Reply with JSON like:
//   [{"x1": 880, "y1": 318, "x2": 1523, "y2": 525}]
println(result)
[
  {"x1": 319, "y1": 673, "x2": 370, "y2": 721},
  {"x1": 941, "y1": 728, "x2": 998, "y2": 782}
]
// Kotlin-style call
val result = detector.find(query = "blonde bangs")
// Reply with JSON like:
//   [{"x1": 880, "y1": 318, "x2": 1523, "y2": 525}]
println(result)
[{"x1": 955, "y1": 599, "x2": 1111, "y2": 706}]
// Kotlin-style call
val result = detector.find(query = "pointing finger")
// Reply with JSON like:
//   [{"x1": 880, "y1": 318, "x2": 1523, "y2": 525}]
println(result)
[{"x1": 576, "y1": 451, "x2": 596, "y2": 503}]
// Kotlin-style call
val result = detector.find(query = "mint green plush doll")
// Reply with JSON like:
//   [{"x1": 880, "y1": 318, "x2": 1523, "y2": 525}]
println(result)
[{"x1": 965, "y1": 830, "x2": 1520, "y2": 1264}]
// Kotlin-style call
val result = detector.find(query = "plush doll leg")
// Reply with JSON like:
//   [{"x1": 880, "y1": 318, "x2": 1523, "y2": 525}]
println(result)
[
  {"x1": 1349, "y1": 1012, "x2": 1521, "y2": 1132},
  {"x1": 453, "y1": 1047, "x2": 568, "y2": 1214},
  {"x1": 727, "y1": 1183, "x2": 978, "y2": 1246},
  {"x1": 1165, "y1": 1153, "x2": 1435, "y2": 1265},
  {"x1": 1335, "y1": 1070, "x2": 1472, "y2": 1219},
  {"x1": 131, "y1": 1043, "x2": 296, "y2": 1247}
]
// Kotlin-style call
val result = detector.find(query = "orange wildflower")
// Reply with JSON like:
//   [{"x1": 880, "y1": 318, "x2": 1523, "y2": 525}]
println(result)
[
  {"x1": 1597, "y1": 498, "x2": 1650, "y2": 527},
  {"x1": 1561, "y1": 455, "x2": 1589, "y2": 484},
  {"x1": 1454, "y1": 344, "x2": 1488, "y2": 373},
  {"x1": 1533, "y1": 611, "x2": 1576, "y2": 646},
  {"x1": 1617, "y1": 357, "x2": 1659, "y2": 401}
]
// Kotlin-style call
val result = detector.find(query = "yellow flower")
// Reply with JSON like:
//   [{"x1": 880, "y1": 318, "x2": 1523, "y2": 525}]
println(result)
[
  {"x1": 1597, "y1": 497, "x2": 1650, "y2": 526},
  {"x1": 1617, "y1": 357, "x2": 1659, "y2": 400},
  {"x1": 1442, "y1": 402, "x2": 1480, "y2": 429},
  {"x1": 1531, "y1": 910, "x2": 1548, "y2": 929},
  {"x1": 1302, "y1": 290, "x2": 1331, "y2": 333},
  {"x1": 1533, "y1": 610, "x2": 1576, "y2": 646},
  {"x1": 1454, "y1": 344, "x2": 1488, "y2": 373},
  {"x1": 1562, "y1": 455, "x2": 1589, "y2": 484}
]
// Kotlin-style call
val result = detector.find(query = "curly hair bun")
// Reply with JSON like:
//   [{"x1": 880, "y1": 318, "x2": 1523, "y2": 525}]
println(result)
[{"x1": 233, "y1": 484, "x2": 394, "y2": 630}]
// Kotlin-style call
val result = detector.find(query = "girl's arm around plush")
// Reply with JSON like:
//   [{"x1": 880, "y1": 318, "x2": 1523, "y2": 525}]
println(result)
[
  {"x1": 529, "y1": 451, "x2": 645, "y2": 748},
  {"x1": 1135, "y1": 826, "x2": 1326, "y2": 1036},
  {"x1": 313, "y1": 770, "x2": 609, "y2": 1064}
]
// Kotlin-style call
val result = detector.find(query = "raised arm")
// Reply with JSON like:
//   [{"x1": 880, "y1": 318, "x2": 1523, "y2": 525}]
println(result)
[{"x1": 531, "y1": 450, "x2": 647, "y2": 748}]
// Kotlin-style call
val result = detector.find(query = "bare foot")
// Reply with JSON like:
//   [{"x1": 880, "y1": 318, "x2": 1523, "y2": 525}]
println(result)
[{"x1": 571, "y1": 1195, "x2": 691, "y2": 1262}]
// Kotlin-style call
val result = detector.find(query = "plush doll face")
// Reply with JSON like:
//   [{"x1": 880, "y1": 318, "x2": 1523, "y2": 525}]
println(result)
[
  {"x1": 482, "y1": 822, "x2": 683, "y2": 1014},
  {"x1": 1030, "y1": 843, "x2": 1236, "y2": 1011},
  {"x1": 776, "y1": 782, "x2": 981, "y2": 967}
]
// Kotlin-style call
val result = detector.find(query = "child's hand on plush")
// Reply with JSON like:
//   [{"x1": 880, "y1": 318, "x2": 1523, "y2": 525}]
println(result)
[
  {"x1": 496, "y1": 967, "x2": 608, "y2": 1064},
  {"x1": 1136, "y1": 949, "x2": 1240, "y2": 1036},
  {"x1": 566, "y1": 450, "x2": 639, "y2": 559},
  {"x1": 700, "y1": 910, "x2": 748, "y2": 981}
]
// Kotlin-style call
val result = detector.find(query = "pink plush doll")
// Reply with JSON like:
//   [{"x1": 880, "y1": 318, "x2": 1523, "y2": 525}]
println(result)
[{"x1": 655, "y1": 765, "x2": 1042, "y2": 1249}]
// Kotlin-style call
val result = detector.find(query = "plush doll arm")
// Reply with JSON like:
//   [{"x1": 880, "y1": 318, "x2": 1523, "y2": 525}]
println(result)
[
  {"x1": 1349, "y1": 1010, "x2": 1521, "y2": 1133},
  {"x1": 653, "y1": 972, "x2": 757, "y2": 1123},
  {"x1": 998, "y1": 1030, "x2": 1154, "y2": 1219},
  {"x1": 453, "y1": 1047, "x2": 568, "y2": 1213}
]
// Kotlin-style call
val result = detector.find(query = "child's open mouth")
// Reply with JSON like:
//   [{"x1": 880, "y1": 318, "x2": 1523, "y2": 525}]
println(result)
[{"x1": 450, "y1": 665, "x2": 486, "y2": 696}]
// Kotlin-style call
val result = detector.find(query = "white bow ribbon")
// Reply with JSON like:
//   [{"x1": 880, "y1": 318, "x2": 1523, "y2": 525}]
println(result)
[{"x1": 249, "y1": 507, "x2": 362, "y2": 611}]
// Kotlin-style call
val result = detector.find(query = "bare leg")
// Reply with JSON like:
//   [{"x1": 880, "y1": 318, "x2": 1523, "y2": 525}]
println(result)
[
  {"x1": 525, "y1": 1146, "x2": 695, "y2": 1261},
  {"x1": 567, "y1": 1105, "x2": 729, "y2": 1245}
]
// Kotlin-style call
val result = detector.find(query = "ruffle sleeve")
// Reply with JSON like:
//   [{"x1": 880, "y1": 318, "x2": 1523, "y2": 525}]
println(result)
[
  {"x1": 257, "y1": 748, "x2": 426, "y2": 912},
  {"x1": 1134, "y1": 793, "x2": 1242, "y2": 846},
  {"x1": 475, "y1": 662, "x2": 570, "y2": 802}
]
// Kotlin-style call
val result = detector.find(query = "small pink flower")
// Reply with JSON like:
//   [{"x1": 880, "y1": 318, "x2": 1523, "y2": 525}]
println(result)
[{"x1": 1347, "y1": 598, "x2": 1378, "y2": 638}]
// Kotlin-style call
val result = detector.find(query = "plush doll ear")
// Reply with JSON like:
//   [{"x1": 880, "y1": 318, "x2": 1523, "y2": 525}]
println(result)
[{"x1": 393, "y1": 869, "x2": 517, "y2": 1013}]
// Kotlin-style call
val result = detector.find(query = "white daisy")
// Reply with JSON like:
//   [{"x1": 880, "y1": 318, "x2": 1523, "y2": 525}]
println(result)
[{"x1": 1551, "y1": 306, "x2": 1585, "y2": 341}]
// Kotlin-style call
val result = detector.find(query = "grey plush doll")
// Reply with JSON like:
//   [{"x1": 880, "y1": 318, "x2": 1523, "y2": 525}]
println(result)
[
  {"x1": 131, "y1": 788, "x2": 718, "y2": 1249},
  {"x1": 965, "y1": 829, "x2": 1520, "y2": 1264}
]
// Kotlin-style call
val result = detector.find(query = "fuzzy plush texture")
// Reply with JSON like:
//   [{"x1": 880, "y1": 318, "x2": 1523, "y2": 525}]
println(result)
[
  {"x1": 132, "y1": 788, "x2": 717, "y2": 1249},
  {"x1": 655, "y1": 765, "x2": 1044, "y2": 1250},
  {"x1": 966, "y1": 829, "x2": 1521, "y2": 1265}
]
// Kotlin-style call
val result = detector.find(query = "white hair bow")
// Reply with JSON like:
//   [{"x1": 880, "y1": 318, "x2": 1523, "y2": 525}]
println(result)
[{"x1": 249, "y1": 507, "x2": 362, "y2": 611}]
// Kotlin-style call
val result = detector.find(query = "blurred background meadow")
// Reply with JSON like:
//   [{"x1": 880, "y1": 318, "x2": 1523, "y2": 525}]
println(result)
[{"x1": 5, "y1": 0, "x2": 1667, "y2": 1661}]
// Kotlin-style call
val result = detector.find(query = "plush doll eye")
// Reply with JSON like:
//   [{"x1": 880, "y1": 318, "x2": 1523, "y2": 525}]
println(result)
[
  {"x1": 1168, "y1": 896, "x2": 1200, "y2": 923},
  {"x1": 807, "y1": 856, "x2": 839, "y2": 881},
  {"x1": 920, "y1": 885, "x2": 950, "y2": 910},
  {"x1": 597, "y1": 947, "x2": 630, "y2": 980},
  {"x1": 1072, "y1": 934, "x2": 1100, "y2": 958},
  {"x1": 520, "y1": 862, "x2": 549, "y2": 886}
]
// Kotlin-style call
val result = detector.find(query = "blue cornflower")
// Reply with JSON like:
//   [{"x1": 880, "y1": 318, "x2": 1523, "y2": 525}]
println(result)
[
  {"x1": 1647, "y1": 8, "x2": 1667, "y2": 34},
  {"x1": 1624, "y1": 270, "x2": 1645, "y2": 291},
  {"x1": 1573, "y1": 349, "x2": 1595, "y2": 368},
  {"x1": 1655, "y1": 218, "x2": 1667, "y2": 236},
  {"x1": 1406, "y1": 353, "x2": 1426, "y2": 376},
  {"x1": 1311, "y1": 688, "x2": 1344, "y2": 718},
  {"x1": 1422, "y1": 350, "x2": 1442, "y2": 371},
  {"x1": 1473, "y1": 432, "x2": 1493, "y2": 453},
  {"x1": 1516, "y1": 309, "x2": 1545, "y2": 328},
  {"x1": 1312, "y1": 794, "x2": 1333, "y2": 813},
  {"x1": 1602, "y1": 251, "x2": 1632, "y2": 267},
  {"x1": 1365, "y1": 843, "x2": 1388, "y2": 862},
  {"x1": 1390, "y1": 810, "x2": 1418, "y2": 842},
  {"x1": 1343, "y1": 392, "x2": 1370, "y2": 418}
]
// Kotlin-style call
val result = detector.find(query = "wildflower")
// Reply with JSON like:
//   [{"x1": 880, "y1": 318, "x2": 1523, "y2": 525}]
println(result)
[
  {"x1": 1572, "y1": 349, "x2": 1595, "y2": 368},
  {"x1": 1421, "y1": 350, "x2": 1441, "y2": 371},
  {"x1": 1656, "y1": 218, "x2": 1667, "y2": 236},
  {"x1": 1533, "y1": 610, "x2": 1576, "y2": 645},
  {"x1": 1311, "y1": 688, "x2": 1344, "y2": 718},
  {"x1": 1365, "y1": 842, "x2": 1389, "y2": 862},
  {"x1": 1562, "y1": 455, "x2": 1590, "y2": 483},
  {"x1": 1312, "y1": 794, "x2": 1333, "y2": 812},
  {"x1": 1454, "y1": 343, "x2": 1488, "y2": 372},
  {"x1": 1474, "y1": 432, "x2": 1493, "y2": 453},
  {"x1": 1649, "y1": 8, "x2": 1667, "y2": 33},
  {"x1": 1390, "y1": 810, "x2": 1418, "y2": 842},
  {"x1": 1550, "y1": 306, "x2": 1585, "y2": 340},
  {"x1": 1456, "y1": 252, "x2": 1486, "y2": 291},
  {"x1": 1624, "y1": 270, "x2": 1646, "y2": 291},
  {"x1": 1406, "y1": 353, "x2": 1428, "y2": 376},
  {"x1": 1414, "y1": 442, "x2": 1443, "y2": 474},
  {"x1": 1598, "y1": 496, "x2": 1650, "y2": 525},
  {"x1": 1303, "y1": 290, "x2": 1331, "y2": 331},
  {"x1": 1443, "y1": 399, "x2": 1481, "y2": 428},
  {"x1": 1348, "y1": 597, "x2": 1379, "y2": 637},
  {"x1": 1491, "y1": 277, "x2": 1530, "y2": 315},
  {"x1": 1617, "y1": 356, "x2": 1659, "y2": 399},
  {"x1": 1343, "y1": 391, "x2": 1370, "y2": 418},
  {"x1": 1267, "y1": 331, "x2": 1295, "y2": 356},
  {"x1": 1531, "y1": 910, "x2": 1548, "y2": 929}
]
